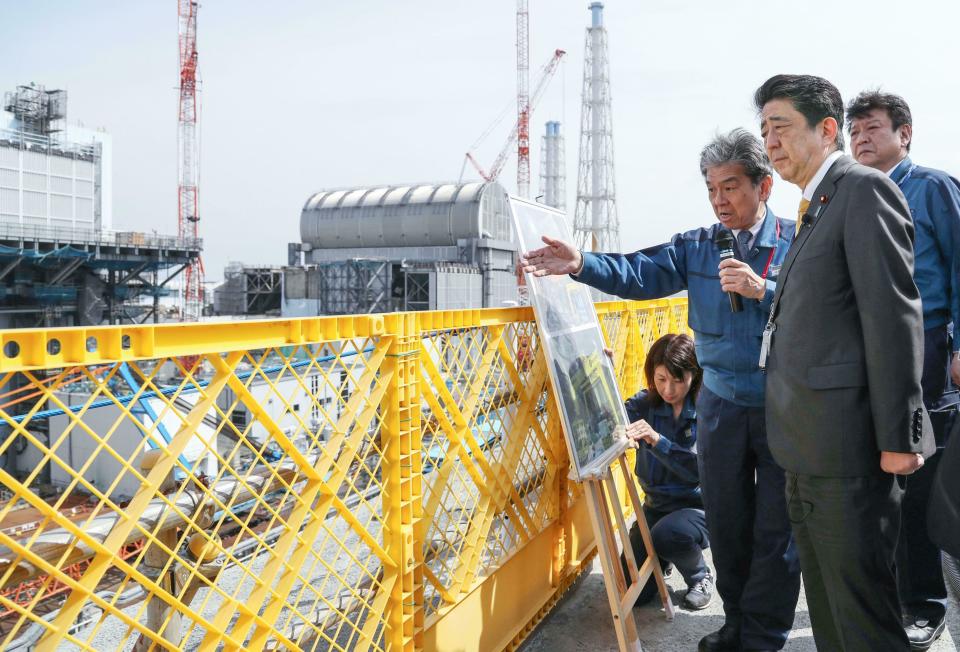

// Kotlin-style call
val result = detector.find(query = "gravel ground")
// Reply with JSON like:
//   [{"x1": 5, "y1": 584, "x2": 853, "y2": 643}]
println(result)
[{"x1": 521, "y1": 550, "x2": 959, "y2": 651}]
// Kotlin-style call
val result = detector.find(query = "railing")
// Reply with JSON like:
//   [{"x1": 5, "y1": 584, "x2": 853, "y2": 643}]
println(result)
[
  {"x1": 0, "y1": 222, "x2": 202, "y2": 252},
  {"x1": 0, "y1": 298, "x2": 688, "y2": 651},
  {"x1": 0, "y1": 127, "x2": 98, "y2": 161}
]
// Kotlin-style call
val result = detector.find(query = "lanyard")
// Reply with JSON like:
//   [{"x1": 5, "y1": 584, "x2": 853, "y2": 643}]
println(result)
[
  {"x1": 760, "y1": 217, "x2": 781, "y2": 280},
  {"x1": 893, "y1": 163, "x2": 918, "y2": 189}
]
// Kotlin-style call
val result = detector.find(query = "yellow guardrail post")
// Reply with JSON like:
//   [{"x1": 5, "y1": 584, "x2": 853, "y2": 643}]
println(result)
[
  {"x1": 623, "y1": 305, "x2": 641, "y2": 398},
  {"x1": 133, "y1": 452, "x2": 182, "y2": 652},
  {"x1": 383, "y1": 312, "x2": 424, "y2": 651}
]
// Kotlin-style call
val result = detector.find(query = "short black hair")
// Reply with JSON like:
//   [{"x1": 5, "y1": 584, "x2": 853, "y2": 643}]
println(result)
[
  {"x1": 845, "y1": 90, "x2": 913, "y2": 151},
  {"x1": 643, "y1": 333, "x2": 701, "y2": 407},
  {"x1": 753, "y1": 74, "x2": 845, "y2": 151}
]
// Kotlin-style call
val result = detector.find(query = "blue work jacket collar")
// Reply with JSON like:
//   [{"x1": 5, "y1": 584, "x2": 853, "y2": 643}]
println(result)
[
  {"x1": 649, "y1": 394, "x2": 696, "y2": 422},
  {"x1": 889, "y1": 156, "x2": 915, "y2": 186},
  {"x1": 753, "y1": 205, "x2": 780, "y2": 250}
]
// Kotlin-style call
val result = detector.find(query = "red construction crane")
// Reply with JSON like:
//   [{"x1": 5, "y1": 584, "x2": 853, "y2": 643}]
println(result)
[
  {"x1": 178, "y1": 0, "x2": 204, "y2": 321},
  {"x1": 464, "y1": 48, "x2": 566, "y2": 186},
  {"x1": 516, "y1": 0, "x2": 530, "y2": 198}
]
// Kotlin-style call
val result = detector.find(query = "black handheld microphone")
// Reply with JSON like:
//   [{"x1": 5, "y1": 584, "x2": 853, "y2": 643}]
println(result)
[{"x1": 714, "y1": 228, "x2": 743, "y2": 313}]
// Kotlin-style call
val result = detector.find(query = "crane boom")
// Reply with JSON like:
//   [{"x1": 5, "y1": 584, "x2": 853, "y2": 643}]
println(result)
[
  {"x1": 465, "y1": 48, "x2": 566, "y2": 184},
  {"x1": 516, "y1": 0, "x2": 530, "y2": 197},
  {"x1": 178, "y1": 0, "x2": 204, "y2": 321}
]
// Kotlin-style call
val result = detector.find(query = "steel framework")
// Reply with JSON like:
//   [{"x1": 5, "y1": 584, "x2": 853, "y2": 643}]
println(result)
[
  {"x1": 178, "y1": 0, "x2": 204, "y2": 321},
  {"x1": 516, "y1": 0, "x2": 530, "y2": 198},
  {"x1": 572, "y1": 2, "x2": 620, "y2": 254}
]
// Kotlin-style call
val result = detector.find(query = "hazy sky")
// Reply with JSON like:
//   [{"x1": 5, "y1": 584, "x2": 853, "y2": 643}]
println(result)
[{"x1": 4, "y1": 1, "x2": 960, "y2": 283}]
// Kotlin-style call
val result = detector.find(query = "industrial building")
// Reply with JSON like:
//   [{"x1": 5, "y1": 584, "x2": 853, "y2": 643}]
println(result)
[
  {"x1": 212, "y1": 263, "x2": 283, "y2": 316},
  {"x1": 0, "y1": 83, "x2": 201, "y2": 328},
  {"x1": 280, "y1": 180, "x2": 518, "y2": 316}
]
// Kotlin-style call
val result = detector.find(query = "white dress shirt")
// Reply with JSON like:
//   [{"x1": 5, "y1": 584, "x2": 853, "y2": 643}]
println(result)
[{"x1": 802, "y1": 150, "x2": 844, "y2": 201}]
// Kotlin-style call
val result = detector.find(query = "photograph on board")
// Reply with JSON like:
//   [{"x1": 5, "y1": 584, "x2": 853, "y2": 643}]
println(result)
[{"x1": 509, "y1": 196, "x2": 628, "y2": 479}]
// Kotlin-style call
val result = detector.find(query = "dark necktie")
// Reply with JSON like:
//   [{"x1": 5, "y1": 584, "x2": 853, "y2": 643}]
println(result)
[{"x1": 737, "y1": 230, "x2": 752, "y2": 259}]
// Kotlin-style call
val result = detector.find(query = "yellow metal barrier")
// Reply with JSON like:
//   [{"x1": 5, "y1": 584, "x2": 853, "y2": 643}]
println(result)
[{"x1": 0, "y1": 299, "x2": 688, "y2": 651}]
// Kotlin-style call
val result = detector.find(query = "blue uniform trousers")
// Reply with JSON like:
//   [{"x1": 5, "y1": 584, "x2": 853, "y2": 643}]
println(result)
[
  {"x1": 696, "y1": 385, "x2": 801, "y2": 650},
  {"x1": 897, "y1": 325, "x2": 951, "y2": 622},
  {"x1": 620, "y1": 504, "x2": 709, "y2": 606}
]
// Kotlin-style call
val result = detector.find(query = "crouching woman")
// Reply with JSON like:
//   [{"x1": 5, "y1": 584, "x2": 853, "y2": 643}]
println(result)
[{"x1": 620, "y1": 333, "x2": 712, "y2": 610}]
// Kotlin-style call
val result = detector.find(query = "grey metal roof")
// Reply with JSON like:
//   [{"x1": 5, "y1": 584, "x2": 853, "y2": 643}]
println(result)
[{"x1": 300, "y1": 181, "x2": 511, "y2": 249}]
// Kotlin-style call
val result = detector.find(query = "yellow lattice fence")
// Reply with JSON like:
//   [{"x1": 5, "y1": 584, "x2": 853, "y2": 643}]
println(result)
[{"x1": 0, "y1": 299, "x2": 687, "y2": 652}]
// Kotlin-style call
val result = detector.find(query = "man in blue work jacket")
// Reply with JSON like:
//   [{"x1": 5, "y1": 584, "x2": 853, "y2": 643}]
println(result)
[
  {"x1": 521, "y1": 128, "x2": 800, "y2": 652},
  {"x1": 847, "y1": 90, "x2": 960, "y2": 651}
]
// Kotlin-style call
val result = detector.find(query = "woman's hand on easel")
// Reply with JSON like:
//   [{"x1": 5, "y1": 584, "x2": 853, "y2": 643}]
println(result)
[{"x1": 626, "y1": 419, "x2": 660, "y2": 447}]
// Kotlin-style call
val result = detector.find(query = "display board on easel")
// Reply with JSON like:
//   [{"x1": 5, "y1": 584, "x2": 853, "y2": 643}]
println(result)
[
  {"x1": 509, "y1": 196, "x2": 673, "y2": 651},
  {"x1": 509, "y1": 196, "x2": 628, "y2": 481}
]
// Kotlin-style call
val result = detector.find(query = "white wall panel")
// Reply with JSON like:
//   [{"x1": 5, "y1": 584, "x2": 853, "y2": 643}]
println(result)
[
  {"x1": 0, "y1": 141, "x2": 105, "y2": 229},
  {"x1": 50, "y1": 175, "x2": 72, "y2": 194},
  {"x1": 75, "y1": 197, "x2": 93, "y2": 221},
  {"x1": 23, "y1": 150, "x2": 46, "y2": 172},
  {"x1": 23, "y1": 172, "x2": 46, "y2": 192},
  {"x1": 50, "y1": 156, "x2": 72, "y2": 176},
  {"x1": 0, "y1": 169, "x2": 18, "y2": 188},
  {"x1": 0, "y1": 147, "x2": 18, "y2": 168},
  {"x1": 75, "y1": 160, "x2": 93, "y2": 180},
  {"x1": 51, "y1": 194, "x2": 72, "y2": 218},
  {"x1": 0, "y1": 189, "x2": 19, "y2": 214},
  {"x1": 22, "y1": 190, "x2": 46, "y2": 216}
]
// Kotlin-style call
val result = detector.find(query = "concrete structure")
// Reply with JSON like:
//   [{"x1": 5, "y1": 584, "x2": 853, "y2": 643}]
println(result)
[
  {"x1": 0, "y1": 84, "x2": 200, "y2": 328},
  {"x1": 540, "y1": 121, "x2": 565, "y2": 210},
  {"x1": 573, "y1": 3, "x2": 620, "y2": 253},
  {"x1": 285, "y1": 181, "x2": 517, "y2": 316}
]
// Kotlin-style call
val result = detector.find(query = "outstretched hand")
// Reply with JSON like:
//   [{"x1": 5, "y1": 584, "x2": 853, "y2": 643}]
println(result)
[{"x1": 519, "y1": 236, "x2": 583, "y2": 277}]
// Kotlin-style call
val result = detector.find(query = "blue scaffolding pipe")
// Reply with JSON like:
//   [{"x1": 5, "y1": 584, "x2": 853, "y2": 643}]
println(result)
[{"x1": 117, "y1": 362, "x2": 190, "y2": 469}]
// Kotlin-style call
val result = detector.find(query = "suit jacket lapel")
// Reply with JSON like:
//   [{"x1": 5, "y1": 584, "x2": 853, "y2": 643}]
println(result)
[{"x1": 771, "y1": 155, "x2": 857, "y2": 309}]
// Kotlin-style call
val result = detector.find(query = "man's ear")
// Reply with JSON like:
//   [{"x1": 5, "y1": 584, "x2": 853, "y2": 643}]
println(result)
[
  {"x1": 899, "y1": 123, "x2": 913, "y2": 150},
  {"x1": 822, "y1": 116, "x2": 839, "y2": 147},
  {"x1": 759, "y1": 175, "x2": 773, "y2": 202}
]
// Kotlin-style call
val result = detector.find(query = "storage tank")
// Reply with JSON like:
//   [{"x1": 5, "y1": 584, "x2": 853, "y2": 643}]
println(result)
[{"x1": 299, "y1": 181, "x2": 511, "y2": 249}]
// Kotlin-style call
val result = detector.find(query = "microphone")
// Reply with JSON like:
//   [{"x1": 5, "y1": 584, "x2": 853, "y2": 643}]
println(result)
[{"x1": 715, "y1": 228, "x2": 742, "y2": 313}]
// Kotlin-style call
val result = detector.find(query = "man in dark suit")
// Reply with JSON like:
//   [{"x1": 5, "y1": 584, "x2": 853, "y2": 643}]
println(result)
[
  {"x1": 754, "y1": 74, "x2": 935, "y2": 650},
  {"x1": 847, "y1": 89, "x2": 960, "y2": 650}
]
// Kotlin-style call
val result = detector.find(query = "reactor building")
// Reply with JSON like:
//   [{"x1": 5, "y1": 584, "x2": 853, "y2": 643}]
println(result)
[{"x1": 252, "y1": 180, "x2": 519, "y2": 317}]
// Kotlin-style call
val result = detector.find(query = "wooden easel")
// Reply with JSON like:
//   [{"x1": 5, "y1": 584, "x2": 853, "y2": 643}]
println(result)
[{"x1": 581, "y1": 449, "x2": 674, "y2": 652}]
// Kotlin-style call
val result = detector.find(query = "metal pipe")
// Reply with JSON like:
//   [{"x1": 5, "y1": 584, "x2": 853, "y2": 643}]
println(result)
[{"x1": 0, "y1": 451, "x2": 322, "y2": 586}]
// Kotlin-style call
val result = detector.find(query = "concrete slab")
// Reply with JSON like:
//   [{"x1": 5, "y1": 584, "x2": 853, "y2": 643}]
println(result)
[{"x1": 520, "y1": 550, "x2": 959, "y2": 651}]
